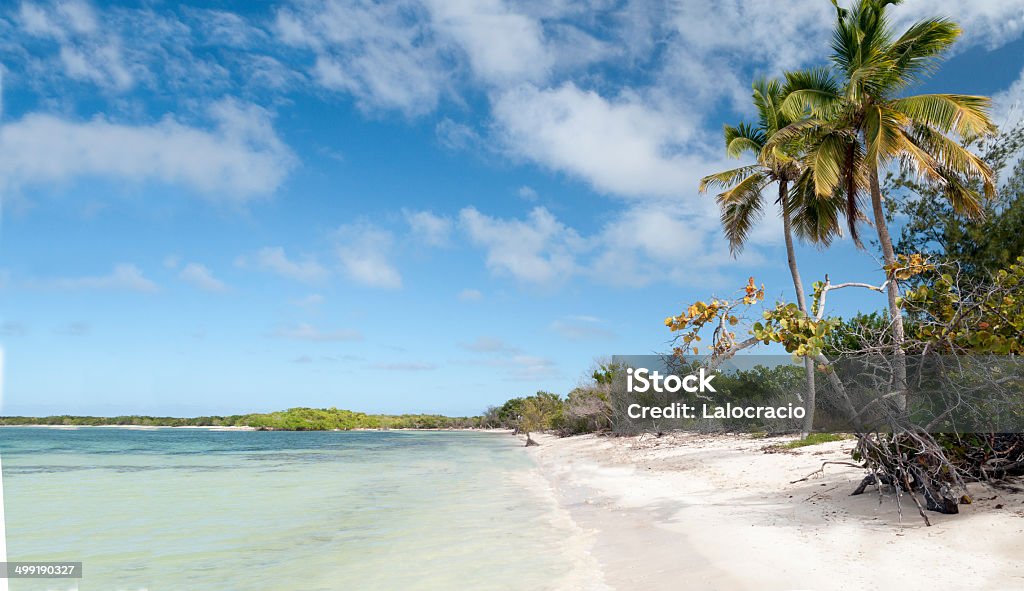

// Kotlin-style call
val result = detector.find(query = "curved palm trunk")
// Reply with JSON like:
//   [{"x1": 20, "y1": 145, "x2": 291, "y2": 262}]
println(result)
[
  {"x1": 780, "y1": 180, "x2": 817, "y2": 437},
  {"x1": 868, "y1": 167, "x2": 907, "y2": 411}
]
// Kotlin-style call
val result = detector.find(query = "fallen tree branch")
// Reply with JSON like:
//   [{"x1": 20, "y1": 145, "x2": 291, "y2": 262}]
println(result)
[{"x1": 790, "y1": 460, "x2": 864, "y2": 484}]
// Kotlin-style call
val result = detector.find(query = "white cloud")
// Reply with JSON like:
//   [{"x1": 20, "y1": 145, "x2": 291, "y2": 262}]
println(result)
[
  {"x1": 517, "y1": 185, "x2": 538, "y2": 201},
  {"x1": 423, "y1": 0, "x2": 550, "y2": 86},
  {"x1": 274, "y1": 0, "x2": 449, "y2": 116},
  {"x1": 893, "y1": 1, "x2": 1024, "y2": 51},
  {"x1": 178, "y1": 263, "x2": 227, "y2": 292},
  {"x1": 492, "y1": 83, "x2": 713, "y2": 199},
  {"x1": 993, "y1": 67, "x2": 1024, "y2": 128},
  {"x1": 30, "y1": 263, "x2": 158, "y2": 292},
  {"x1": 270, "y1": 0, "x2": 616, "y2": 114},
  {"x1": 275, "y1": 323, "x2": 363, "y2": 342},
  {"x1": 591, "y1": 201, "x2": 772, "y2": 287},
  {"x1": 335, "y1": 221, "x2": 403, "y2": 288},
  {"x1": 238, "y1": 246, "x2": 328, "y2": 282},
  {"x1": 457, "y1": 288, "x2": 482, "y2": 301},
  {"x1": 19, "y1": 0, "x2": 137, "y2": 92},
  {"x1": 459, "y1": 205, "x2": 582, "y2": 284},
  {"x1": 659, "y1": 1, "x2": 833, "y2": 108},
  {"x1": 0, "y1": 99, "x2": 293, "y2": 200},
  {"x1": 457, "y1": 202, "x2": 770, "y2": 288},
  {"x1": 435, "y1": 118, "x2": 482, "y2": 150},
  {"x1": 403, "y1": 209, "x2": 452, "y2": 247},
  {"x1": 185, "y1": 8, "x2": 268, "y2": 49},
  {"x1": 10, "y1": 1, "x2": 299, "y2": 100}
]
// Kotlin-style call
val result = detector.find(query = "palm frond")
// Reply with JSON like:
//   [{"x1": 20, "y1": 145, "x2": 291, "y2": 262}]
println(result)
[
  {"x1": 862, "y1": 104, "x2": 908, "y2": 166},
  {"x1": 805, "y1": 131, "x2": 849, "y2": 198},
  {"x1": 837, "y1": 0, "x2": 900, "y2": 101},
  {"x1": 789, "y1": 172, "x2": 846, "y2": 247},
  {"x1": 763, "y1": 118, "x2": 830, "y2": 156},
  {"x1": 699, "y1": 165, "x2": 764, "y2": 194},
  {"x1": 888, "y1": 17, "x2": 961, "y2": 86},
  {"x1": 781, "y1": 68, "x2": 843, "y2": 120},
  {"x1": 752, "y1": 78, "x2": 786, "y2": 133},
  {"x1": 933, "y1": 169, "x2": 986, "y2": 219},
  {"x1": 715, "y1": 172, "x2": 769, "y2": 255},
  {"x1": 889, "y1": 94, "x2": 996, "y2": 141},
  {"x1": 903, "y1": 124, "x2": 996, "y2": 198},
  {"x1": 894, "y1": 129, "x2": 944, "y2": 184},
  {"x1": 724, "y1": 123, "x2": 765, "y2": 158}
]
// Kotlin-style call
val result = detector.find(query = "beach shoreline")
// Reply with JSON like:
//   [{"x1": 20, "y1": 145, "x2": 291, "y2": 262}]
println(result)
[
  {"x1": 526, "y1": 432, "x2": 1024, "y2": 591},
  {"x1": 0, "y1": 425, "x2": 513, "y2": 432}
]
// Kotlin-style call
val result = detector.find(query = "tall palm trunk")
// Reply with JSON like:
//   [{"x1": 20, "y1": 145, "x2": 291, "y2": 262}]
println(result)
[
  {"x1": 868, "y1": 166, "x2": 907, "y2": 410},
  {"x1": 780, "y1": 179, "x2": 817, "y2": 437}
]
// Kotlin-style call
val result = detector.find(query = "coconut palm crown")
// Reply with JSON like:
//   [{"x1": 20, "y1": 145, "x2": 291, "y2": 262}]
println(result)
[
  {"x1": 699, "y1": 78, "x2": 844, "y2": 258},
  {"x1": 775, "y1": 0, "x2": 997, "y2": 247}
]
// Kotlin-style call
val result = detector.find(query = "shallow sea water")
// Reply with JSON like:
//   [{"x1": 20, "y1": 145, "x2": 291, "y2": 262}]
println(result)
[{"x1": 0, "y1": 428, "x2": 581, "y2": 591}]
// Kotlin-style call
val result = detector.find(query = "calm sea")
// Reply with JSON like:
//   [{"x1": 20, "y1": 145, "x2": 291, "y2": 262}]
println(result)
[{"x1": 0, "y1": 428, "x2": 591, "y2": 591}]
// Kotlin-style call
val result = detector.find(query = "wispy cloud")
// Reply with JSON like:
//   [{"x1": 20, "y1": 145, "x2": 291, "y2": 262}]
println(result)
[
  {"x1": 28, "y1": 263, "x2": 158, "y2": 292},
  {"x1": 274, "y1": 323, "x2": 363, "y2": 342},
  {"x1": 993, "y1": 65, "x2": 1024, "y2": 128},
  {"x1": 292, "y1": 353, "x2": 362, "y2": 364},
  {"x1": 54, "y1": 321, "x2": 90, "y2": 336},
  {"x1": 178, "y1": 263, "x2": 228, "y2": 292},
  {"x1": 335, "y1": 221, "x2": 402, "y2": 289},
  {"x1": 293, "y1": 293, "x2": 325, "y2": 308},
  {"x1": 0, "y1": 99, "x2": 294, "y2": 200},
  {"x1": 435, "y1": 118, "x2": 481, "y2": 151},
  {"x1": 18, "y1": 0, "x2": 135, "y2": 92},
  {"x1": 0, "y1": 321, "x2": 27, "y2": 337},
  {"x1": 459, "y1": 206, "x2": 582, "y2": 284},
  {"x1": 517, "y1": 185, "x2": 538, "y2": 201},
  {"x1": 457, "y1": 202, "x2": 764, "y2": 288},
  {"x1": 459, "y1": 336, "x2": 519, "y2": 354},
  {"x1": 369, "y1": 361, "x2": 438, "y2": 371},
  {"x1": 403, "y1": 209, "x2": 452, "y2": 247},
  {"x1": 549, "y1": 316, "x2": 615, "y2": 342},
  {"x1": 273, "y1": 0, "x2": 448, "y2": 117},
  {"x1": 237, "y1": 246, "x2": 328, "y2": 282}
]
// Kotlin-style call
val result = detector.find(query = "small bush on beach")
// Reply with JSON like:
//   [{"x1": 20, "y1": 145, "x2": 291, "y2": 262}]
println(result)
[{"x1": 781, "y1": 433, "x2": 849, "y2": 449}]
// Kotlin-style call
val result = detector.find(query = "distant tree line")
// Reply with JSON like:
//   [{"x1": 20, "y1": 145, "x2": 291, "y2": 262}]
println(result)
[{"x1": 0, "y1": 408, "x2": 482, "y2": 430}]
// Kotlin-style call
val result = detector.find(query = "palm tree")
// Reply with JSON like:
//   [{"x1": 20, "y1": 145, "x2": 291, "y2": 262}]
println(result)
[
  {"x1": 700, "y1": 78, "x2": 844, "y2": 436},
  {"x1": 776, "y1": 0, "x2": 996, "y2": 402}
]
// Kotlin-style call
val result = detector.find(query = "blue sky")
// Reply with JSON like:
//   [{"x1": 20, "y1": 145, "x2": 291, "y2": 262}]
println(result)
[{"x1": 1, "y1": 0, "x2": 1022, "y2": 416}]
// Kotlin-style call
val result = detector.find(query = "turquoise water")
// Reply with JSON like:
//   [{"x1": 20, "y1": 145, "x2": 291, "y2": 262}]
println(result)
[{"x1": 0, "y1": 428, "x2": 576, "y2": 590}]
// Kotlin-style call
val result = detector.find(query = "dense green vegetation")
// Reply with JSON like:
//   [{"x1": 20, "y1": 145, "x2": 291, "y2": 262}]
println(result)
[{"x1": 0, "y1": 408, "x2": 482, "y2": 430}]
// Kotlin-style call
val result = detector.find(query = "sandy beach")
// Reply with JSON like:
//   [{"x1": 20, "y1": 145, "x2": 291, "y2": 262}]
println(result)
[{"x1": 527, "y1": 433, "x2": 1024, "y2": 591}]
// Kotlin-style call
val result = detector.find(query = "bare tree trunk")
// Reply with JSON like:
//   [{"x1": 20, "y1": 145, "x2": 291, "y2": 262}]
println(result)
[
  {"x1": 869, "y1": 166, "x2": 907, "y2": 411},
  {"x1": 780, "y1": 180, "x2": 817, "y2": 438}
]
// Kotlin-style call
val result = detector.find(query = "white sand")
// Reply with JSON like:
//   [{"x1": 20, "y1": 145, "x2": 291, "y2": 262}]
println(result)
[{"x1": 527, "y1": 432, "x2": 1024, "y2": 591}]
